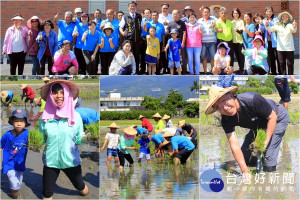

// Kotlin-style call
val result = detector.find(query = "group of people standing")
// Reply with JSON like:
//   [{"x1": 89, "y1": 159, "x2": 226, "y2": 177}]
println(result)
[{"x1": 3, "y1": 2, "x2": 297, "y2": 75}]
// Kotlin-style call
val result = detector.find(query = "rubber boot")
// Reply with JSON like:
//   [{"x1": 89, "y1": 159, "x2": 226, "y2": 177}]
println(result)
[
  {"x1": 80, "y1": 185, "x2": 88, "y2": 196},
  {"x1": 11, "y1": 190, "x2": 19, "y2": 199}
]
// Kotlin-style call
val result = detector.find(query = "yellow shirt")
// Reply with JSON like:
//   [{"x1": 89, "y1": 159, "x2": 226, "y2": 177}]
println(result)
[
  {"x1": 146, "y1": 37, "x2": 160, "y2": 58},
  {"x1": 232, "y1": 18, "x2": 244, "y2": 43}
]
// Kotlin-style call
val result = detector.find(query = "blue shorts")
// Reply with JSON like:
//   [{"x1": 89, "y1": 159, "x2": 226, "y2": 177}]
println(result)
[
  {"x1": 146, "y1": 54, "x2": 157, "y2": 64},
  {"x1": 201, "y1": 42, "x2": 216, "y2": 59},
  {"x1": 107, "y1": 148, "x2": 118, "y2": 157},
  {"x1": 275, "y1": 77, "x2": 291, "y2": 102},
  {"x1": 168, "y1": 61, "x2": 181, "y2": 69}
]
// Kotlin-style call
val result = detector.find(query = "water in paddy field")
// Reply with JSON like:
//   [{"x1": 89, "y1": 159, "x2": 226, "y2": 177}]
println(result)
[
  {"x1": 199, "y1": 131, "x2": 300, "y2": 200},
  {"x1": 100, "y1": 128, "x2": 199, "y2": 199}
]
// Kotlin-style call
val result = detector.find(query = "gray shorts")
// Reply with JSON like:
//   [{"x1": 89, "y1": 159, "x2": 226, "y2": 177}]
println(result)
[
  {"x1": 7, "y1": 170, "x2": 23, "y2": 190},
  {"x1": 138, "y1": 152, "x2": 151, "y2": 160},
  {"x1": 241, "y1": 104, "x2": 289, "y2": 167}
]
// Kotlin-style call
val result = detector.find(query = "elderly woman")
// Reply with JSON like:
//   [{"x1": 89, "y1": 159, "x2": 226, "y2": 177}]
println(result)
[
  {"x1": 39, "y1": 80, "x2": 89, "y2": 199},
  {"x1": 2, "y1": 14, "x2": 28, "y2": 75},
  {"x1": 52, "y1": 40, "x2": 78, "y2": 75},
  {"x1": 265, "y1": 11, "x2": 297, "y2": 75},
  {"x1": 36, "y1": 20, "x2": 58, "y2": 75},
  {"x1": 109, "y1": 40, "x2": 136, "y2": 75},
  {"x1": 27, "y1": 16, "x2": 42, "y2": 75}
]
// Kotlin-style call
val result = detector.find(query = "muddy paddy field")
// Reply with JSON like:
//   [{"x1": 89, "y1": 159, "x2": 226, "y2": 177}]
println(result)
[
  {"x1": 99, "y1": 123, "x2": 199, "y2": 200},
  {"x1": 1, "y1": 82, "x2": 100, "y2": 199},
  {"x1": 199, "y1": 96, "x2": 300, "y2": 200}
]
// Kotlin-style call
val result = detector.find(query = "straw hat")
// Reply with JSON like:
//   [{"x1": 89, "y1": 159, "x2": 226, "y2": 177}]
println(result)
[
  {"x1": 209, "y1": 5, "x2": 222, "y2": 14},
  {"x1": 34, "y1": 97, "x2": 41, "y2": 105},
  {"x1": 40, "y1": 79, "x2": 79, "y2": 101},
  {"x1": 107, "y1": 122, "x2": 120, "y2": 129},
  {"x1": 103, "y1": 23, "x2": 114, "y2": 33},
  {"x1": 139, "y1": 115, "x2": 145, "y2": 119},
  {"x1": 278, "y1": 11, "x2": 293, "y2": 22},
  {"x1": 205, "y1": 86, "x2": 238, "y2": 115},
  {"x1": 1, "y1": 91, "x2": 8, "y2": 98},
  {"x1": 162, "y1": 130, "x2": 175, "y2": 138},
  {"x1": 20, "y1": 84, "x2": 27, "y2": 89},
  {"x1": 178, "y1": 120, "x2": 186, "y2": 127},
  {"x1": 162, "y1": 114, "x2": 171, "y2": 120},
  {"x1": 131, "y1": 124, "x2": 137, "y2": 128},
  {"x1": 152, "y1": 112, "x2": 162, "y2": 118},
  {"x1": 162, "y1": 139, "x2": 170, "y2": 145},
  {"x1": 42, "y1": 77, "x2": 50, "y2": 82},
  {"x1": 123, "y1": 126, "x2": 138, "y2": 136}
]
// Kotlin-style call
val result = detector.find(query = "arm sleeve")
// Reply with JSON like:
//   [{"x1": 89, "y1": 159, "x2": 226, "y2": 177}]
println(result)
[
  {"x1": 73, "y1": 113, "x2": 86, "y2": 145},
  {"x1": 53, "y1": 32, "x2": 59, "y2": 53},
  {"x1": 38, "y1": 120, "x2": 47, "y2": 144},
  {"x1": 221, "y1": 116, "x2": 236, "y2": 134},
  {"x1": 178, "y1": 41, "x2": 182, "y2": 49},
  {"x1": 119, "y1": 136, "x2": 126, "y2": 150},
  {"x1": 244, "y1": 49, "x2": 251, "y2": 57},
  {"x1": 253, "y1": 94, "x2": 272, "y2": 119},
  {"x1": 105, "y1": 133, "x2": 109, "y2": 139},
  {"x1": 115, "y1": 52, "x2": 134, "y2": 67},
  {"x1": 1, "y1": 133, "x2": 7, "y2": 149},
  {"x1": 260, "y1": 48, "x2": 268, "y2": 58},
  {"x1": 3, "y1": 29, "x2": 10, "y2": 52},
  {"x1": 171, "y1": 138, "x2": 178, "y2": 150}
]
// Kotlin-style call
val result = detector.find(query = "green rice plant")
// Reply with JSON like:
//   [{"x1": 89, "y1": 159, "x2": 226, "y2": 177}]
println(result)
[
  {"x1": 288, "y1": 111, "x2": 300, "y2": 125},
  {"x1": 12, "y1": 97, "x2": 20, "y2": 102},
  {"x1": 28, "y1": 128, "x2": 43, "y2": 150},
  {"x1": 258, "y1": 195, "x2": 263, "y2": 200},
  {"x1": 85, "y1": 123, "x2": 99, "y2": 139},
  {"x1": 286, "y1": 163, "x2": 292, "y2": 170},
  {"x1": 254, "y1": 129, "x2": 267, "y2": 153},
  {"x1": 279, "y1": 194, "x2": 286, "y2": 200}
]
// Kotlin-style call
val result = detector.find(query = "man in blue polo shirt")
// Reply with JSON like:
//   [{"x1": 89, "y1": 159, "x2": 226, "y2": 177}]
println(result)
[
  {"x1": 150, "y1": 133, "x2": 172, "y2": 159},
  {"x1": 150, "y1": 11, "x2": 166, "y2": 75},
  {"x1": 75, "y1": 107, "x2": 99, "y2": 132},
  {"x1": 54, "y1": 11, "x2": 76, "y2": 48},
  {"x1": 162, "y1": 131, "x2": 195, "y2": 165}
]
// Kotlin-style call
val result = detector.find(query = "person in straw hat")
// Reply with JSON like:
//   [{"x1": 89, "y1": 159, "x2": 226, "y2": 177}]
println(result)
[
  {"x1": 150, "y1": 132, "x2": 171, "y2": 159},
  {"x1": 265, "y1": 11, "x2": 297, "y2": 75},
  {"x1": 31, "y1": 97, "x2": 46, "y2": 125},
  {"x1": 162, "y1": 131, "x2": 195, "y2": 166},
  {"x1": 20, "y1": 84, "x2": 35, "y2": 107},
  {"x1": 132, "y1": 124, "x2": 147, "y2": 137},
  {"x1": 205, "y1": 85, "x2": 289, "y2": 174},
  {"x1": 1, "y1": 90, "x2": 14, "y2": 107},
  {"x1": 162, "y1": 114, "x2": 173, "y2": 128},
  {"x1": 39, "y1": 80, "x2": 89, "y2": 199},
  {"x1": 139, "y1": 115, "x2": 153, "y2": 132},
  {"x1": 178, "y1": 120, "x2": 198, "y2": 148},
  {"x1": 101, "y1": 122, "x2": 120, "y2": 166},
  {"x1": 117, "y1": 126, "x2": 137, "y2": 170},
  {"x1": 153, "y1": 112, "x2": 165, "y2": 133},
  {"x1": 3, "y1": 14, "x2": 28, "y2": 75},
  {"x1": 209, "y1": 5, "x2": 222, "y2": 19},
  {"x1": 42, "y1": 77, "x2": 50, "y2": 84}
]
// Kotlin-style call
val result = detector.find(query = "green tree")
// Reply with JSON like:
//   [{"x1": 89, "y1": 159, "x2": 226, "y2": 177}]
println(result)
[
  {"x1": 289, "y1": 82, "x2": 299, "y2": 94},
  {"x1": 246, "y1": 77, "x2": 262, "y2": 88},
  {"x1": 163, "y1": 89, "x2": 184, "y2": 115},
  {"x1": 264, "y1": 76, "x2": 276, "y2": 91},
  {"x1": 142, "y1": 96, "x2": 163, "y2": 110},
  {"x1": 7, "y1": 75, "x2": 18, "y2": 81},
  {"x1": 183, "y1": 102, "x2": 199, "y2": 118},
  {"x1": 190, "y1": 80, "x2": 200, "y2": 94}
]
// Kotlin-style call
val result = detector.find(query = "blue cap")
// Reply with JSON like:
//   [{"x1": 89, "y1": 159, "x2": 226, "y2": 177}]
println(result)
[
  {"x1": 142, "y1": 130, "x2": 149, "y2": 137},
  {"x1": 170, "y1": 29, "x2": 178, "y2": 34},
  {"x1": 9, "y1": 109, "x2": 31, "y2": 127}
]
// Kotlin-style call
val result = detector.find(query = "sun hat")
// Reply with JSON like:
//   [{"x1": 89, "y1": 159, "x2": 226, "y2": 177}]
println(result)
[
  {"x1": 123, "y1": 126, "x2": 138, "y2": 136},
  {"x1": 27, "y1": 16, "x2": 43, "y2": 29},
  {"x1": 162, "y1": 114, "x2": 171, "y2": 120},
  {"x1": 139, "y1": 115, "x2": 145, "y2": 119},
  {"x1": 209, "y1": 5, "x2": 222, "y2": 14},
  {"x1": 20, "y1": 84, "x2": 27, "y2": 89},
  {"x1": 75, "y1": 8, "x2": 83, "y2": 14},
  {"x1": 153, "y1": 112, "x2": 162, "y2": 118},
  {"x1": 162, "y1": 130, "x2": 175, "y2": 138},
  {"x1": 42, "y1": 77, "x2": 50, "y2": 82},
  {"x1": 217, "y1": 42, "x2": 230, "y2": 55},
  {"x1": 40, "y1": 79, "x2": 79, "y2": 101},
  {"x1": 107, "y1": 122, "x2": 120, "y2": 129},
  {"x1": 205, "y1": 86, "x2": 238, "y2": 115},
  {"x1": 178, "y1": 120, "x2": 186, "y2": 127},
  {"x1": 8, "y1": 109, "x2": 31, "y2": 127},
  {"x1": 183, "y1": 6, "x2": 194, "y2": 13},
  {"x1": 252, "y1": 34, "x2": 265, "y2": 47},
  {"x1": 11, "y1": 15, "x2": 24, "y2": 21},
  {"x1": 1, "y1": 91, "x2": 8, "y2": 98},
  {"x1": 81, "y1": 13, "x2": 88, "y2": 17},
  {"x1": 34, "y1": 97, "x2": 41, "y2": 105},
  {"x1": 278, "y1": 11, "x2": 293, "y2": 22},
  {"x1": 103, "y1": 23, "x2": 114, "y2": 32},
  {"x1": 170, "y1": 29, "x2": 178, "y2": 34}
]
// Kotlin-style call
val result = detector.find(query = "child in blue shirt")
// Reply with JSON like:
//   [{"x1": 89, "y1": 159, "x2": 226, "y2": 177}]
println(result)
[
  {"x1": 1, "y1": 109, "x2": 30, "y2": 199},
  {"x1": 1, "y1": 90, "x2": 14, "y2": 107},
  {"x1": 138, "y1": 131, "x2": 151, "y2": 163},
  {"x1": 164, "y1": 29, "x2": 182, "y2": 75}
]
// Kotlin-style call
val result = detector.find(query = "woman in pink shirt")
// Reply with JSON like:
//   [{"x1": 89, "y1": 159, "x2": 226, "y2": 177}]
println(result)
[
  {"x1": 52, "y1": 40, "x2": 78, "y2": 75},
  {"x1": 2, "y1": 14, "x2": 28, "y2": 75},
  {"x1": 186, "y1": 13, "x2": 203, "y2": 75},
  {"x1": 27, "y1": 16, "x2": 42, "y2": 75}
]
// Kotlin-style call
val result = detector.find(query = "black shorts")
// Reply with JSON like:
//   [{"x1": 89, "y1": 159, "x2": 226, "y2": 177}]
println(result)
[
  {"x1": 175, "y1": 148, "x2": 194, "y2": 164},
  {"x1": 42, "y1": 165, "x2": 85, "y2": 198},
  {"x1": 24, "y1": 97, "x2": 34, "y2": 103},
  {"x1": 56, "y1": 65, "x2": 74, "y2": 75},
  {"x1": 251, "y1": 65, "x2": 267, "y2": 75}
]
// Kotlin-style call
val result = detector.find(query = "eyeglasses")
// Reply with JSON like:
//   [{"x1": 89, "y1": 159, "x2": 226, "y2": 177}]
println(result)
[
  {"x1": 213, "y1": 96, "x2": 232, "y2": 112},
  {"x1": 31, "y1": 20, "x2": 38, "y2": 23},
  {"x1": 163, "y1": 7, "x2": 169, "y2": 10}
]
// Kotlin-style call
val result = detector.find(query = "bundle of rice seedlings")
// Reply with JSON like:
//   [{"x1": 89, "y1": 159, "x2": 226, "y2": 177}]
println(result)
[
  {"x1": 254, "y1": 129, "x2": 267, "y2": 153},
  {"x1": 85, "y1": 123, "x2": 99, "y2": 139},
  {"x1": 28, "y1": 128, "x2": 43, "y2": 151}
]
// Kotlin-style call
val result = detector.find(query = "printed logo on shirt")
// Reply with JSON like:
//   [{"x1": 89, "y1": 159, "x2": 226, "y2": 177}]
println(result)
[{"x1": 64, "y1": 59, "x2": 70, "y2": 65}]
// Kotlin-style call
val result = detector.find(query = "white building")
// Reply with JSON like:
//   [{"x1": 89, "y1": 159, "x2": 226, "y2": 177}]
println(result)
[{"x1": 200, "y1": 76, "x2": 248, "y2": 86}]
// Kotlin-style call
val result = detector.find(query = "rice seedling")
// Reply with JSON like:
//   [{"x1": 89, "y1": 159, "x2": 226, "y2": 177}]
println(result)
[
  {"x1": 279, "y1": 194, "x2": 286, "y2": 200},
  {"x1": 85, "y1": 122, "x2": 100, "y2": 139},
  {"x1": 258, "y1": 195, "x2": 263, "y2": 200},
  {"x1": 286, "y1": 163, "x2": 292, "y2": 170},
  {"x1": 28, "y1": 128, "x2": 43, "y2": 151},
  {"x1": 90, "y1": 164, "x2": 94, "y2": 171}
]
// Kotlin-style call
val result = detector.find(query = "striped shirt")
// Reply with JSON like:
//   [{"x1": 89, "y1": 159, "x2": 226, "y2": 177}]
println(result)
[{"x1": 198, "y1": 17, "x2": 216, "y2": 43}]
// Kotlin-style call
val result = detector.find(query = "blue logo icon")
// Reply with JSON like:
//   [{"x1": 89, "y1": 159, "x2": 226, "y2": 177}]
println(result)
[{"x1": 200, "y1": 169, "x2": 224, "y2": 192}]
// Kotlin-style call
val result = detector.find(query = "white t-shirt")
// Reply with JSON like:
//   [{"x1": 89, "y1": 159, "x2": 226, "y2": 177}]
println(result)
[
  {"x1": 158, "y1": 13, "x2": 173, "y2": 28},
  {"x1": 105, "y1": 132, "x2": 120, "y2": 149},
  {"x1": 214, "y1": 54, "x2": 231, "y2": 69},
  {"x1": 12, "y1": 30, "x2": 24, "y2": 53}
]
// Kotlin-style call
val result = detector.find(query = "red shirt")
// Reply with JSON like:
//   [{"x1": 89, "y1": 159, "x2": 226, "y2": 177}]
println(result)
[
  {"x1": 44, "y1": 38, "x2": 51, "y2": 57},
  {"x1": 142, "y1": 118, "x2": 153, "y2": 132},
  {"x1": 23, "y1": 87, "x2": 35, "y2": 98}
]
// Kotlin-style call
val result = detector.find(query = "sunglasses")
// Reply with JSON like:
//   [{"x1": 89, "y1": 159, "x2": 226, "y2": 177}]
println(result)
[{"x1": 31, "y1": 20, "x2": 39, "y2": 23}]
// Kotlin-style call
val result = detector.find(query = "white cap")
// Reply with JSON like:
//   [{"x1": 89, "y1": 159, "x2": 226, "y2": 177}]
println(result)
[
  {"x1": 74, "y1": 8, "x2": 83, "y2": 13},
  {"x1": 11, "y1": 16, "x2": 24, "y2": 20},
  {"x1": 30, "y1": 16, "x2": 39, "y2": 20}
]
